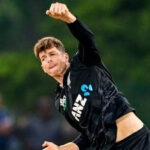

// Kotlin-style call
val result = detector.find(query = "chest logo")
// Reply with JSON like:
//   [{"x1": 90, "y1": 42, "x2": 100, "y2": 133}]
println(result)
[
  {"x1": 81, "y1": 84, "x2": 93, "y2": 96},
  {"x1": 72, "y1": 94, "x2": 87, "y2": 122},
  {"x1": 60, "y1": 95, "x2": 67, "y2": 111}
]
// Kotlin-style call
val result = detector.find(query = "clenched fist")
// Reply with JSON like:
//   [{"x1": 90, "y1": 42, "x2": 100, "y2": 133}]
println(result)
[{"x1": 46, "y1": 2, "x2": 76, "y2": 23}]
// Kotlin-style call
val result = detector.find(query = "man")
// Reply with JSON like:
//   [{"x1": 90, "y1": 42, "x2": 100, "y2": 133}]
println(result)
[{"x1": 34, "y1": 2, "x2": 150, "y2": 150}]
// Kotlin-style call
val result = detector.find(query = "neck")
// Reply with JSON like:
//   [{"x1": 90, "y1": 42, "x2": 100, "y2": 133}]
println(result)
[{"x1": 54, "y1": 63, "x2": 70, "y2": 85}]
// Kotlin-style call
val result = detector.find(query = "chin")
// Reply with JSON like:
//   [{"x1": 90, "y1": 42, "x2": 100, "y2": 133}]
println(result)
[{"x1": 48, "y1": 71, "x2": 60, "y2": 77}]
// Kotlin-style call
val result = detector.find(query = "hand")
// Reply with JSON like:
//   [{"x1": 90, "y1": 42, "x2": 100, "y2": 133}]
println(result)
[
  {"x1": 46, "y1": 2, "x2": 76, "y2": 23},
  {"x1": 42, "y1": 141, "x2": 59, "y2": 150}
]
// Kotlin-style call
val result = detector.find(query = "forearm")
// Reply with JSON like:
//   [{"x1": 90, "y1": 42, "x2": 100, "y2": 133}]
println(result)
[
  {"x1": 67, "y1": 19, "x2": 94, "y2": 46},
  {"x1": 59, "y1": 142, "x2": 79, "y2": 150},
  {"x1": 67, "y1": 19, "x2": 101, "y2": 65}
]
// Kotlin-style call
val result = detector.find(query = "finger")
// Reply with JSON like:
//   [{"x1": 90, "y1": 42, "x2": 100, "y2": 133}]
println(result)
[
  {"x1": 46, "y1": 10, "x2": 50, "y2": 15},
  {"x1": 57, "y1": 3, "x2": 62, "y2": 14},
  {"x1": 62, "y1": 4, "x2": 69, "y2": 15},
  {"x1": 53, "y1": 3, "x2": 59, "y2": 14},
  {"x1": 46, "y1": 10, "x2": 53, "y2": 17},
  {"x1": 50, "y1": 3, "x2": 55, "y2": 15},
  {"x1": 60, "y1": 4, "x2": 66, "y2": 15},
  {"x1": 42, "y1": 141, "x2": 49, "y2": 147}
]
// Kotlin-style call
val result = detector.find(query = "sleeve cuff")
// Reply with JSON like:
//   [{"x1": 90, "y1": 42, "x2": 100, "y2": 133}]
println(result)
[{"x1": 73, "y1": 134, "x2": 91, "y2": 150}]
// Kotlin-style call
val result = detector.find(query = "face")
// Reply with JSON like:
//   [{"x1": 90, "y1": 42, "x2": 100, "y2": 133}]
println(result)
[{"x1": 39, "y1": 47, "x2": 69, "y2": 78}]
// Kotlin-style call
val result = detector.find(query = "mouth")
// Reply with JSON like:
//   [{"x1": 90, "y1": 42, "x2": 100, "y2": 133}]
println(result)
[{"x1": 49, "y1": 64, "x2": 57, "y2": 70}]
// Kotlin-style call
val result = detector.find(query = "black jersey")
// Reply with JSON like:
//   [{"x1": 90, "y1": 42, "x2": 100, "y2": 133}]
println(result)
[{"x1": 55, "y1": 19, "x2": 135, "y2": 150}]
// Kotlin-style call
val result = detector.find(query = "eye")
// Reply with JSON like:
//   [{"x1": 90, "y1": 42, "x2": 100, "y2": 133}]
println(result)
[
  {"x1": 41, "y1": 57, "x2": 45, "y2": 62},
  {"x1": 50, "y1": 53, "x2": 56, "y2": 56}
]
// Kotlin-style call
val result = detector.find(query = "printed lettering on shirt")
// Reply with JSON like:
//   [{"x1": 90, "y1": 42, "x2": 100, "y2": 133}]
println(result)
[
  {"x1": 71, "y1": 94, "x2": 87, "y2": 122},
  {"x1": 60, "y1": 95, "x2": 67, "y2": 111}
]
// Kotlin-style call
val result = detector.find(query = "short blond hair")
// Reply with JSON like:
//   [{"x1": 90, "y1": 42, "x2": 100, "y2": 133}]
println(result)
[{"x1": 34, "y1": 37, "x2": 65, "y2": 58}]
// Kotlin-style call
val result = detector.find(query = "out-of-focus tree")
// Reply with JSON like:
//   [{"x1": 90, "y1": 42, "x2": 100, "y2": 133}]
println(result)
[{"x1": 0, "y1": 0, "x2": 149, "y2": 125}]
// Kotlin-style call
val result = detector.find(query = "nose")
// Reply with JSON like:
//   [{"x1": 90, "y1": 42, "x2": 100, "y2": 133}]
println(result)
[{"x1": 46, "y1": 57, "x2": 52, "y2": 63}]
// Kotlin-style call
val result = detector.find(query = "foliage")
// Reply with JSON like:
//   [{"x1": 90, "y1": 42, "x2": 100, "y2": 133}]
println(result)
[
  {"x1": 0, "y1": 0, "x2": 150, "y2": 125},
  {"x1": 0, "y1": 52, "x2": 56, "y2": 111}
]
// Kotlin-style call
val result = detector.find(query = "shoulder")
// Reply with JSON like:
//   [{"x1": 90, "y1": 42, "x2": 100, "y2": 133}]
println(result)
[{"x1": 71, "y1": 53, "x2": 102, "y2": 70}]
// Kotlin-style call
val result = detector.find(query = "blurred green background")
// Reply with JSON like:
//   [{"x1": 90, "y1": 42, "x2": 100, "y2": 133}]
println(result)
[{"x1": 0, "y1": 0, "x2": 150, "y2": 126}]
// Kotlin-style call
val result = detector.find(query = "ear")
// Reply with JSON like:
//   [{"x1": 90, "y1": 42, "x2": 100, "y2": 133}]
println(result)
[{"x1": 64, "y1": 52, "x2": 69, "y2": 62}]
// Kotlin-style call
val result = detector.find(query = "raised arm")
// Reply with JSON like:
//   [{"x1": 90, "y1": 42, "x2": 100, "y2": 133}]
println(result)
[{"x1": 46, "y1": 2, "x2": 101, "y2": 66}]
